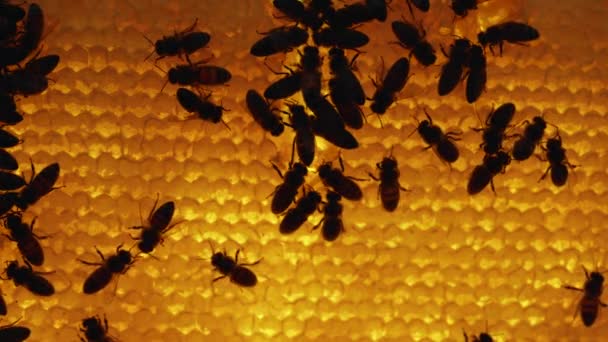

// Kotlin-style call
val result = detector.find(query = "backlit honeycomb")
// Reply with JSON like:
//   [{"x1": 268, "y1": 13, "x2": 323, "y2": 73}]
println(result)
[{"x1": 3, "y1": 0, "x2": 608, "y2": 341}]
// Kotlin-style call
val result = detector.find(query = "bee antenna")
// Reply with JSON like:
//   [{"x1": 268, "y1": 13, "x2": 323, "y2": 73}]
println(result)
[{"x1": 206, "y1": 240, "x2": 216, "y2": 255}]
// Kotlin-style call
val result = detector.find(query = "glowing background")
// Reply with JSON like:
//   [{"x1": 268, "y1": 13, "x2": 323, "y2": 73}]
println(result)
[{"x1": 3, "y1": 0, "x2": 608, "y2": 340}]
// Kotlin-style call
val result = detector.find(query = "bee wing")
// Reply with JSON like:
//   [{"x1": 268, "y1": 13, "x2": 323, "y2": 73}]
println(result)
[
  {"x1": 336, "y1": 176, "x2": 363, "y2": 201},
  {"x1": 467, "y1": 165, "x2": 492, "y2": 195},
  {"x1": 27, "y1": 273, "x2": 54, "y2": 296},
  {"x1": 279, "y1": 209, "x2": 307, "y2": 234},
  {"x1": 25, "y1": 55, "x2": 60, "y2": 75},
  {"x1": 0, "y1": 326, "x2": 31, "y2": 341},
  {"x1": 17, "y1": 235, "x2": 44, "y2": 266},
  {"x1": 230, "y1": 266, "x2": 257, "y2": 287},
  {"x1": 149, "y1": 201, "x2": 175, "y2": 231},
  {"x1": 271, "y1": 184, "x2": 297, "y2": 214},
  {"x1": 322, "y1": 217, "x2": 344, "y2": 241},
  {"x1": 83, "y1": 267, "x2": 113, "y2": 294},
  {"x1": 24, "y1": 163, "x2": 60, "y2": 199}
]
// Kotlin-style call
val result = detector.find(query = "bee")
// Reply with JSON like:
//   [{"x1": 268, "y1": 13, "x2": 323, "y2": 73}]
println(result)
[
  {"x1": 0, "y1": 321, "x2": 30, "y2": 342},
  {"x1": 280, "y1": 189, "x2": 322, "y2": 234},
  {"x1": 369, "y1": 57, "x2": 410, "y2": 115},
  {"x1": 167, "y1": 62, "x2": 231, "y2": 89},
  {"x1": 467, "y1": 151, "x2": 511, "y2": 195},
  {"x1": 0, "y1": 171, "x2": 25, "y2": 191},
  {"x1": 318, "y1": 156, "x2": 363, "y2": 201},
  {"x1": 324, "y1": 2, "x2": 374, "y2": 29},
  {"x1": 297, "y1": 46, "x2": 323, "y2": 110},
  {"x1": 79, "y1": 245, "x2": 135, "y2": 294},
  {"x1": 312, "y1": 114, "x2": 359, "y2": 150},
  {"x1": 312, "y1": 27, "x2": 370, "y2": 50},
  {"x1": 0, "y1": 54, "x2": 60, "y2": 96},
  {"x1": 438, "y1": 38, "x2": 472, "y2": 96},
  {"x1": 405, "y1": 0, "x2": 430, "y2": 15},
  {"x1": 416, "y1": 110, "x2": 461, "y2": 164},
  {"x1": 0, "y1": 150, "x2": 18, "y2": 171},
  {"x1": 511, "y1": 116, "x2": 546, "y2": 161},
  {"x1": 564, "y1": 267, "x2": 607, "y2": 327},
  {"x1": 0, "y1": 3, "x2": 24, "y2": 44},
  {"x1": 0, "y1": 290, "x2": 6, "y2": 315},
  {"x1": 465, "y1": 44, "x2": 487, "y2": 103},
  {"x1": 272, "y1": 0, "x2": 323, "y2": 31},
  {"x1": 463, "y1": 330, "x2": 494, "y2": 342},
  {"x1": 478, "y1": 21, "x2": 540, "y2": 55},
  {"x1": 4, "y1": 213, "x2": 46, "y2": 266},
  {"x1": 79, "y1": 315, "x2": 117, "y2": 342},
  {"x1": 263, "y1": 64, "x2": 302, "y2": 100},
  {"x1": 391, "y1": 20, "x2": 436, "y2": 66},
  {"x1": 176, "y1": 88, "x2": 228, "y2": 126},
  {"x1": 328, "y1": 48, "x2": 365, "y2": 129},
  {"x1": 0, "y1": 3, "x2": 43, "y2": 68},
  {"x1": 130, "y1": 198, "x2": 178, "y2": 254},
  {"x1": 365, "y1": 0, "x2": 389, "y2": 22},
  {"x1": 285, "y1": 104, "x2": 316, "y2": 166},
  {"x1": 451, "y1": 0, "x2": 484, "y2": 18},
  {"x1": 476, "y1": 103, "x2": 515, "y2": 155},
  {"x1": 250, "y1": 26, "x2": 308, "y2": 57},
  {"x1": 270, "y1": 161, "x2": 308, "y2": 214},
  {"x1": 0, "y1": 193, "x2": 19, "y2": 217},
  {"x1": 143, "y1": 19, "x2": 210, "y2": 63},
  {"x1": 0, "y1": 95, "x2": 23, "y2": 125},
  {"x1": 539, "y1": 133, "x2": 577, "y2": 187},
  {"x1": 369, "y1": 155, "x2": 408, "y2": 212},
  {"x1": 0, "y1": 129, "x2": 19, "y2": 148},
  {"x1": 245, "y1": 89, "x2": 284, "y2": 136},
  {"x1": 314, "y1": 191, "x2": 344, "y2": 242},
  {"x1": 210, "y1": 247, "x2": 262, "y2": 287},
  {"x1": 3, "y1": 260, "x2": 54, "y2": 296},
  {"x1": 14, "y1": 161, "x2": 60, "y2": 211}
]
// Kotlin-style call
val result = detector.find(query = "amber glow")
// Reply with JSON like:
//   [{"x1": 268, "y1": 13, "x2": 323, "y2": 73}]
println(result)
[{"x1": 3, "y1": 0, "x2": 608, "y2": 341}]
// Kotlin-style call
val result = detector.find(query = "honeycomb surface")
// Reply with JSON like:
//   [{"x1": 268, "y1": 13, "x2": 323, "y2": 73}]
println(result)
[{"x1": 3, "y1": 0, "x2": 608, "y2": 341}]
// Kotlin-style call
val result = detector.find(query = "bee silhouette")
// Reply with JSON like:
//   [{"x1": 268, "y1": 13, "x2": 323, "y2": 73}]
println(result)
[
  {"x1": 130, "y1": 198, "x2": 178, "y2": 254},
  {"x1": 391, "y1": 20, "x2": 436, "y2": 66},
  {"x1": 369, "y1": 57, "x2": 410, "y2": 115},
  {"x1": 250, "y1": 26, "x2": 308, "y2": 57},
  {"x1": 245, "y1": 89, "x2": 284, "y2": 136},
  {"x1": 0, "y1": 3, "x2": 43, "y2": 68},
  {"x1": 478, "y1": 21, "x2": 540, "y2": 55},
  {"x1": 0, "y1": 3, "x2": 25, "y2": 42},
  {"x1": 280, "y1": 189, "x2": 323, "y2": 234},
  {"x1": 314, "y1": 191, "x2": 344, "y2": 242},
  {"x1": 4, "y1": 213, "x2": 46, "y2": 266},
  {"x1": 564, "y1": 267, "x2": 608, "y2": 327},
  {"x1": 79, "y1": 245, "x2": 135, "y2": 294},
  {"x1": 0, "y1": 171, "x2": 25, "y2": 191},
  {"x1": 1, "y1": 54, "x2": 60, "y2": 97},
  {"x1": 416, "y1": 110, "x2": 461, "y2": 164},
  {"x1": 476, "y1": 103, "x2": 515, "y2": 155},
  {"x1": 438, "y1": 38, "x2": 472, "y2": 96},
  {"x1": 270, "y1": 161, "x2": 308, "y2": 214},
  {"x1": 210, "y1": 246, "x2": 262, "y2": 287},
  {"x1": 318, "y1": 156, "x2": 363, "y2": 201},
  {"x1": 143, "y1": 19, "x2": 210, "y2": 63},
  {"x1": 539, "y1": 133, "x2": 577, "y2": 187},
  {"x1": 451, "y1": 0, "x2": 484, "y2": 18},
  {"x1": 467, "y1": 151, "x2": 511, "y2": 195},
  {"x1": 0, "y1": 150, "x2": 18, "y2": 171},
  {"x1": 0, "y1": 129, "x2": 19, "y2": 148},
  {"x1": 511, "y1": 116, "x2": 546, "y2": 161},
  {"x1": 177, "y1": 88, "x2": 228, "y2": 126},
  {"x1": 0, "y1": 94, "x2": 23, "y2": 125},
  {"x1": 263, "y1": 64, "x2": 302, "y2": 101},
  {"x1": 328, "y1": 48, "x2": 365, "y2": 129},
  {"x1": 272, "y1": 0, "x2": 323, "y2": 31},
  {"x1": 324, "y1": 2, "x2": 374, "y2": 29},
  {"x1": 3, "y1": 260, "x2": 54, "y2": 296},
  {"x1": 15, "y1": 161, "x2": 60, "y2": 211},
  {"x1": 313, "y1": 27, "x2": 370, "y2": 50},
  {"x1": 167, "y1": 62, "x2": 231, "y2": 89},
  {"x1": 465, "y1": 45, "x2": 487, "y2": 103},
  {"x1": 405, "y1": 0, "x2": 430, "y2": 16},
  {"x1": 0, "y1": 320, "x2": 30, "y2": 342},
  {"x1": 369, "y1": 154, "x2": 408, "y2": 212},
  {"x1": 79, "y1": 315, "x2": 117, "y2": 342},
  {"x1": 284, "y1": 104, "x2": 316, "y2": 166}
]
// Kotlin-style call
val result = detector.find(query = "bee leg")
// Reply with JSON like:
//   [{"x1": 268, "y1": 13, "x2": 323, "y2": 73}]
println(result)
[
  {"x1": 538, "y1": 166, "x2": 551, "y2": 182},
  {"x1": 490, "y1": 179, "x2": 496, "y2": 194},
  {"x1": 312, "y1": 218, "x2": 324, "y2": 231},
  {"x1": 212, "y1": 274, "x2": 227, "y2": 282},
  {"x1": 2, "y1": 233, "x2": 15, "y2": 241},
  {"x1": 240, "y1": 257, "x2": 263, "y2": 267},
  {"x1": 462, "y1": 330, "x2": 469, "y2": 342},
  {"x1": 563, "y1": 285, "x2": 583, "y2": 292},
  {"x1": 77, "y1": 259, "x2": 102, "y2": 266}
]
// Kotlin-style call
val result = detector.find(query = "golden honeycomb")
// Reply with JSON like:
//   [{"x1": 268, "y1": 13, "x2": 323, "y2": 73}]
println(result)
[{"x1": 2, "y1": 0, "x2": 608, "y2": 341}]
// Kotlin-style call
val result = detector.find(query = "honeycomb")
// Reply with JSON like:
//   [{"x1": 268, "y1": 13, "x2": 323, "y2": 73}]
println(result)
[{"x1": 3, "y1": 0, "x2": 608, "y2": 341}]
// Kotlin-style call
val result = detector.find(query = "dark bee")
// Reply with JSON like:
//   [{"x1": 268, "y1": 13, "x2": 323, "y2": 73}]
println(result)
[
  {"x1": 245, "y1": 89, "x2": 284, "y2": 136},
  {"x1": 0, "y1": 150, "x2": 18, "y2": 171},
  {"x1": 0, "y1": 95, "x2": 23, "y2": 125},
  {"x1": 3, "y1": 260, "x2": 54, "y2": 296},
  {"x1": 4, "y1": 213, "x2": 45, "y2": 266},
  {"x1": 312, "y1": 27, "x2": 370, "y2": 50},
  {"x1": 369, "y1": 57, "x2": 410, "y2": 115},
  {"x1": 451, "y1": 0, "x2": 483, "y2": 17},
  {"x1": 365, "y1": 0, "x2": 389, "y2": 21},
  {"x1": 0, "y1": 171, "x2": 25, "y2": 191},
  {"x1": 263, "y1": 64, "x2": 302, "y2": 100},
  {"x1": 318, "y1": 156, "x2": 363, "y2": 201},
  {"x1": 0, "y1": 54, "x2": 60, "y2": 96},
  {"x1": 210, "y1": 248, "x2": 262, "y2": 287},
  {"x1": 0, "y1": 3, "x2": 43, "y2": 68},
  {"x1": 369, "y1": 155, "x2": 408, "y2": 212},
  {"x1": 15, "y1": 161, "x2": 60, "y2": 211},
  {"x1": 416, "y1": 111, "x2": 461, "y2": 163},
  {"x1": 79, "y1": 315, "x2": 117, "y2": 342},
  {"x1": 79, "y1": 245, "x2": 134, "y2": 294},
  {"x1": 463, "y1": 330, "x2": 494, "y2": 342},
  {"x1": 405, "y1": 0, "x2": 430, "y2": 15},
  {"x1": 0, "y1": 3, "x2": 24, "y2": 46},
  {"x1": 314, "y1": 191, "x2": 344, "y2": 242},
  {"x1": 477, "y1": 103, "x2": 515, "y2": 155},
  {"x1": 272, "y1": 0, "x2": 323, "y2": 31},
  {"x1": 297, "y1": 46, "x2": 323, "y2": 110},
  {"x1": 540, "y1": 133, "x2": 577, "y2": 187},
  {"x1": 0, "y1": 193, "x2": 19, "y2": 217},
  {"x1": 144, "y1": 19, "x2": 211, "y2": 63},
  {"x1": 0, "y1": 322, "x2": 30, "y2": 342},
  {"x1": 270, "y1": 162, "x2": 308, "y2": 214},
  {"x1": 466, "y1": 44, "x2": 487, "y2": 103},
  {"x1": 328, "y1": 48, "x2": 365, "y2": 129},
  {"x1": 0, "y1": 290, "x2": 6, "y2": 315},
  {"x1": 478, "y1": 21, "x2": 540, "y2": 55},
  {"x1": 438, "y1": 38, "x2": 472, "y2": 96},
  {"x1": 0, "y1": 129, "x2": 19, "y2": 148},
  {"x1": 167, "y1": 62, "x2": 231, "y2": 88},
  {"x1": 564, "y1": 267, "x2": 607, "y2": 327},
  {"x1": 250, "y1": 26, "x2": 308, "y2": 57},
  {"x1": 285, "y1": 104, "x2": 316, "y2": 166},
  {"x1": 467, "y1": 151, "x2": 511, "y2": 195},
  {"x1": 280, "y1": 189, "x2": 322, "y2": 234},
  {"x1": 391, "y1": 20, "x2": 436, "y2": 66},
  {"x1": 177, "y1": 88, "x2": 227, "y2": 125},
  {"x1": 511, "y1": 116, "x2": 546, "y2": 161},
  {"x1": 324, "y1": 2, "x2": 374, "y2": 29},
  {"x1": 130, "y1": 199, "x2": 177, "y2": 254}
]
